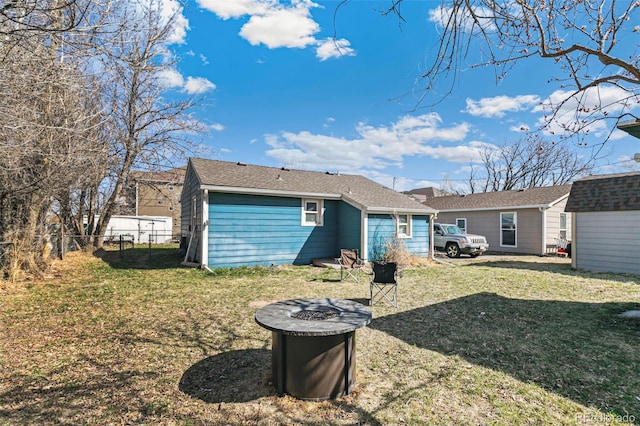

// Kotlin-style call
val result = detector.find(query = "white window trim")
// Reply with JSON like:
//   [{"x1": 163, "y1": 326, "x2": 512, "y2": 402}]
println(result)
[
  {"x1": 559, "y1": 212, "x2": 567, "y2": 239},
  {"x1": 456, "y1": 218, "x2": 467, "y2": 233},
  {"x1": 500, "y1": 211, "x2": 517, "y2": 247},
  {"x1": 396, "y1": 214, "x2": 412, "y2": 239},
  {"x1": 301, "y1": 199, "x2": 323, "y2": 226}
]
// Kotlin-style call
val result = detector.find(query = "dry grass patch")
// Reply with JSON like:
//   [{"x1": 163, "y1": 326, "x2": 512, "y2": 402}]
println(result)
[{"x1": 1, "y1": 246, "x2": 639, "y2": 425}]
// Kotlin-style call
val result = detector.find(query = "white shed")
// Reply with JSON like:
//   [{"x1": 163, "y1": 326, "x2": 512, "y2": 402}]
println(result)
[
  {"x1": 565, "y1": 172, "x2": 640, "y2": 275},
  {"x1": 103, "y1": 215, "x2": 173, "y2": 244}
]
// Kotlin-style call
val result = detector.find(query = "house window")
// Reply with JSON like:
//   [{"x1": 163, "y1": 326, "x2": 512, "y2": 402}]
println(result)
[
  {"x1": 396, "y1": 214, "x2": 411, "y2": 238},
  {"x1": 559, "y1": 213, "x2": 567, "y2": 239},
  {"x1": 302, "y1": 199, "x2": 323, "y2": 226},
  {"x1": 456, "y1": 218, "x2": 467, "y2": 233},
  {"x1": 501, "y1": 212, "x2": 516, "y2": 247}
]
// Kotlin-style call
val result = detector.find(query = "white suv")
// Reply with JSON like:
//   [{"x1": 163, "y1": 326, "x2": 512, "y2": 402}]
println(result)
[{"x1": 434, "y1": 223, "x2": 489, "y2": 258}]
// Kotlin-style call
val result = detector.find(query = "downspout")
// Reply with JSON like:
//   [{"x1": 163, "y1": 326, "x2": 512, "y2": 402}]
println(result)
[
  {"x1": 201, "y1": 189, "x2": 209, "y2": 269},
  {"x1": 361, "y1": 209, "x2": 368, "y2": 262},
  {"x1": 429, "y1": 213, "x2": 436, "y2": 260},
  {"x1": 539, "y1": 207, "x2": 547, "y2": 256},
  {"x1": 570, "y1": 213, "x2": 577, "y2": 269},
  {"x1": 430, "y1": 212, "x2": 453, "y2": 266},
  {"x1": 135, "y1": 181, "x2": 139, "y2": 216}
]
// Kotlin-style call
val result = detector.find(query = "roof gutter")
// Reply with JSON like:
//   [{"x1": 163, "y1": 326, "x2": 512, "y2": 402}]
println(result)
[
  {"x1": 200, "y1": 185, "x2": 342, "y2": 200},
  {"x1": 436, "y1": 203, "x2": 557, "y2": 213},
  {"x1": 364, "y1": 206, "x2": 437, "y2": 214}
]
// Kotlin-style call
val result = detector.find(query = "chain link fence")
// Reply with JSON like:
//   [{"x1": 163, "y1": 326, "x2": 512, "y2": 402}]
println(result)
[{"x1": 1, "y1": 231, "x2": 178, "y2": 262}]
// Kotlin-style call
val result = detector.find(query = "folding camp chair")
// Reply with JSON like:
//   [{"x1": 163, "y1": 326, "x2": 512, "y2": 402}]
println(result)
[
  {"x1": 370, "y1": 261, "x2": 399, "y2": 307},
  {"x1": 337, "y1": 248, "x2": 364, "y2": 283}
]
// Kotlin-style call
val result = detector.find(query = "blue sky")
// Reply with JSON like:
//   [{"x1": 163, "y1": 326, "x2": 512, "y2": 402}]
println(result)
[{"x1": 159, "y1": 0, "x2": 639, "y2": 192}]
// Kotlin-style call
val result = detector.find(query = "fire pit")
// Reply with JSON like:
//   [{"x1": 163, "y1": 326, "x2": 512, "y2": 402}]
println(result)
[{"x1": 255, "y1": 298, "x2": 372, "y2": 401}]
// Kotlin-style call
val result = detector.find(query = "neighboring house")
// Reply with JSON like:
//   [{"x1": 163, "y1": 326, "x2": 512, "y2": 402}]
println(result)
[
  {"x1": 127, "y1": 167, "x2": 186, "y2": 239},
  {"x1": 565, "y1": 173, "x2": 640, "y2": 275},
  {"x1": 413, "y1": 185, "x2": 572, "y2": 255},
  {"x1": 403, "y1": 187, "x2": 453, "y2": 202},
  {"x1": 180, "y1": 158, "x2": 436, "y2": 268}
]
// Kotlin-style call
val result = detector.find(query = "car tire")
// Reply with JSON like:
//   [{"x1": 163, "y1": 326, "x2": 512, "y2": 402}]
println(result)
[{"x1": 445, "y1": 243, "x2": 461, "y2": 258}]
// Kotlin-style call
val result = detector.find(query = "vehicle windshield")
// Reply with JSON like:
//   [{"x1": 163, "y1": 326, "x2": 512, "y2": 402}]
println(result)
[{"x1": 443, "y1": 225, "x2": 463, "y2": 234}]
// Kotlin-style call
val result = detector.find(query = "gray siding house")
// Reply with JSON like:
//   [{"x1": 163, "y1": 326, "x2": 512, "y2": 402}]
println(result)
[
  {"x1": 180, "y1": 158, "x2": 436, "y2": 269},
  {"x1": 410, "y1": 186, "x2": 572, "y2": 255},
  {"x1": 565, "y1": 172, "x2": 640, "y2": 275}
]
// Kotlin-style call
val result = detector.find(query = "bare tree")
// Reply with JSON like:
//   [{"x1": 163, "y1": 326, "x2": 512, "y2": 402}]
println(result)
[
  {"x1": 81, "y1": 0, "x2": 202, "y2": 249},
  {"x1": 469, "y1": 136, "x2": 593, "y2": 193},
  {"x1": 0, "y1": 0, "x2": 93, "y2": 63},
  {"x1": 0, "y1": 0, "x2": 203, "y2": 277},
  {"x1": 377, "y1": 0, "x2": 640, "y2": 142},
  {"x1": 0, "y1": 34, "x2": 106, "y2": 277}
]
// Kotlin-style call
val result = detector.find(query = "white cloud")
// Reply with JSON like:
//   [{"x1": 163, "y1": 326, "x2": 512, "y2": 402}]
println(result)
[
  {"x1": 210, "y1": 123, "x2": 225, "y2": 131},
  {"x1": 197, "y1": 0, "x2": 356, "y2": 60},
  {"x1": 323, "y1": 116, "x2": 335, "y2": 128},
  {"x1": 510, "y1": 123, "x2": 530, "y2": 132},
  {"x1": 240, "y1": 5, "x2": 319, "y2": 48},
  {"x1": 428, "y1": 5, "x2": 496, "y2": 32},
  {"x1": 316, "y1": 38, "x2": 355, "y2": 61},
  {"x1": 200, "y1": 54, "x2": 210, "y2": 65},
  {"x1": 196, "y1": 0, "x2": 272, "y2": 20},
  {"x1": 533, "y1": 86, "x2": 640, "y2": 138},
  {"x1": 184, "y1": 77, "x2": 217, "y2": 94},
  {"x1": 464, "y1": 95, "x2": 541, "y2": 118},
  {"x1": 158, "y1": 68, "x2": 185, "y2": 88},
  {"x1": 160, "y1": 0, "x2": 190, "y2": 44},
  {"x1": 159, "y1": 69, "x2": 216, "y2": 94},
  {"x1": 265, "y1": 113, "x2": 482, "y2": 174}
]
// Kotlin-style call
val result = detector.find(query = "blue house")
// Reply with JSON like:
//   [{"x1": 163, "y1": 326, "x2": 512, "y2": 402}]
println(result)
[{"x1": 180, "y1": 158, "x2": 437, "y2": 268}]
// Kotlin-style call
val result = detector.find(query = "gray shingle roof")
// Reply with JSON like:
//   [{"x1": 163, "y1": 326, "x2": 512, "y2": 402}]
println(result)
[
  {"x1": 188, "y1": 158, "x2": 435, "y2": 213},
  {"x1": 565, "y1": 172, "x2": 640, "y2": 212},
  {"x1": 420, "y1": 185, "x2": 572, "y2": 211}
]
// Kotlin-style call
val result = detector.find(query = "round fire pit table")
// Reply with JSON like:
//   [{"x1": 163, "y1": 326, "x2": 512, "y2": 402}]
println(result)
[{"x1": 255, "y1": 298, "x2": 372, "y2": 401}]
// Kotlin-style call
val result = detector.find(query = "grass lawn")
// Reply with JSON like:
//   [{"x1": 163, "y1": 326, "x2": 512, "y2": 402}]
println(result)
[{"x1": 1, "y1": 246, "x2": 639, "y2": 425}]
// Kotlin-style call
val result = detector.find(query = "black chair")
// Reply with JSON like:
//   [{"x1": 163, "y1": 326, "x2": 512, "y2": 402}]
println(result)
[{"x1": 370, "y1": 261, "x2": 399, "y2": 307}]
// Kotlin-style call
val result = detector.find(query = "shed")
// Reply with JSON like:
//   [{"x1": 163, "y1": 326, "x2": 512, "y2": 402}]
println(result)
[
  {"x1": 565, "y1": 172, "x2": 640, "y2": 275},
  {"x1": 180, "y1": 158, "x2": 436, "y2": 268}
]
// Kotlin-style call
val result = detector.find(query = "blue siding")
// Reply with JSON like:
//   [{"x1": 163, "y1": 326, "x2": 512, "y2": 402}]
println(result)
[
  {"x1": 368, "y1": 214, "x2": 396, "y2": 261},
  {"x1": 367, "y1": 214, "x2": 430, "y2": 260},
  {"x1": 207, "y1": 193, "x2": 339, "y2": 268},
  {"x1": 337, "y1": 203, "x2": 361, "y2": 250},
  {"x1": 405, "y1": 215, "x2": 430, "y2": 256}
]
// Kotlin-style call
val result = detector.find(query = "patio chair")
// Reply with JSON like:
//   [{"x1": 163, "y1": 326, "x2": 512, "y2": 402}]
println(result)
[
  {"x1": 555, "y1": 237, "x2": 568, "y2": 257},
  {"x1": 337, "y1": 249, "x2": 364, "y2": 283},
  {"x1": 370, "y1": 261, "x2": 399, "y2": 307}
]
